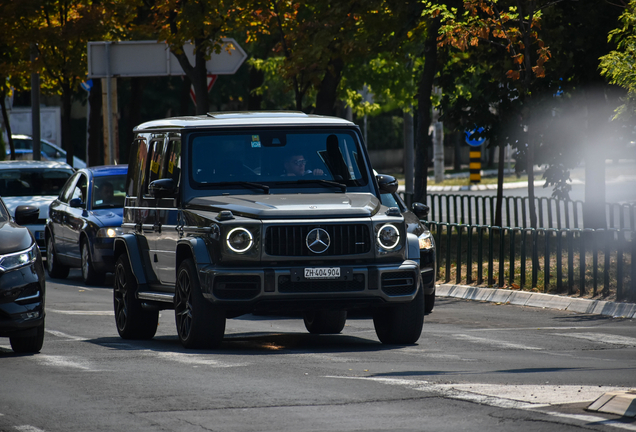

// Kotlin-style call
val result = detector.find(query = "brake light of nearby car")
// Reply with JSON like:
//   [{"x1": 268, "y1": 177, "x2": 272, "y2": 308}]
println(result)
[
  {"x1": 97, "y1": 227, "x2": 124, "y2": 238},
  {"x1": 0, "y1": 243, "x2": 37, "y2": 272}
]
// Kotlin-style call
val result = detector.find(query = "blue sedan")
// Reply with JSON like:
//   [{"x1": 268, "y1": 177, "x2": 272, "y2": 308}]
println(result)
[{"x1": 45, "y1": 165, "x2": 127, "y2": 285}]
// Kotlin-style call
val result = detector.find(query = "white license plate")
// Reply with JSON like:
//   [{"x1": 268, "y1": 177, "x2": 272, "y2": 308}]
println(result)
[{"x1": 304, "y1": 267, "x2": 341, "y2": 279}]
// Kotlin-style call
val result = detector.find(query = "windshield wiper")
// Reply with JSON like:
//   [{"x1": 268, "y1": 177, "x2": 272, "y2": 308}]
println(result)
[
  {"x1": 216, "y1": 181, "x2": 270, "y2": 194},
  {"x1": 276, "y1": 179, "x2": 347, "y2": 193}
]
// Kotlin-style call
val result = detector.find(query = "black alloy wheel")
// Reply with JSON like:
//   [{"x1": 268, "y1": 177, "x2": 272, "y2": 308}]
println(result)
[
  {"x1": 174, "y1": 259, "x2": 225, "y2": 349},
  {"x1": 113, "y1": 253, "x2": 158, "y2": 339}
]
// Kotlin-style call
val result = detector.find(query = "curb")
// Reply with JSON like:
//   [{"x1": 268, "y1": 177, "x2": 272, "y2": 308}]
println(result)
[{"x1": 436, "y1": 283, "x2": 636, "y2": 318}]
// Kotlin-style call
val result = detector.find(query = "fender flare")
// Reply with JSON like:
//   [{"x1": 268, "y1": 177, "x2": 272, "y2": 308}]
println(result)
[
  {"x1": 176, "y1": 236, "x2": 211, "y2": 270},
  {"x1": 113, "y1": 234, "x2": 148, "y2": 286}
]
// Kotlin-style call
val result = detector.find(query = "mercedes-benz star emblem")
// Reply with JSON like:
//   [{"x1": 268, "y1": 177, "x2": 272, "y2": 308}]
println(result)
[{"x1": 306, "y1": 228, "x2": 330, "y2": 254}]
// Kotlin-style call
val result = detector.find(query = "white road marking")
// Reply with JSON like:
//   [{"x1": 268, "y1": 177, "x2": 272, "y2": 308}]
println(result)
[
  {"x1": 555, "y1": 332, "x2": 636, "y2": 347},
  {"x1": 34, "y1": 355, "x2": 96, "y2": 371},
  {"x1": 327, "y1": 376, "x2": 635, "y2": 430},
  {"x1": 47, "y1": 309, "x2": 114, "y2": 316},
  {"x1": 45, "y1": 329, "x2": 88, "y2": 341},
  {"x1": 452, "y1": 334, "x2": 543, "y2": 350},
  {"x1": 14, "y1": 426, "x2": 47, "y2": 432},
  {"x1": 150, "y1": 351, "x2": 249, "y2": 368}
]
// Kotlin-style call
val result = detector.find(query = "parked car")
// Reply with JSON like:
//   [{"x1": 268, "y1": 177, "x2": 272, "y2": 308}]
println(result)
[
  {"x1": 112, "y1": 111, "x2": 437, "y2": 349},
  {"x1": 0, "y1": 160, "x2": 75, "y2": 253},
  {"x1": 45, "y1": 165, "x2": 127, "y2": 284},
  {"x1": 0, "y1": 197, "x2": 46, "y2": 353},
  {"x1": 6, "y1": 134, "x2": 86, "y2": 168}
]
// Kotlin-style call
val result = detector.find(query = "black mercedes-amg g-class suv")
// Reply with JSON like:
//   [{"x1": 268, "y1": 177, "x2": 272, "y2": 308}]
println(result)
[{"x1": 113, "y1": 111, "x2": 435, "y2": 348}]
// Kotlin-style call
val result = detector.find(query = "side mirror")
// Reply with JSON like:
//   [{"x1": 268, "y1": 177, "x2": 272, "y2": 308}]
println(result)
[
  {"x1": 14, "y1": 205, "x2": 40, "y2": 225},
  {"x1": 149, "y1": 178, "x2": 176, "y2": 199},
  {"x1": 376, "y1": 174, "x2": 398, "y2": 194},
  {"x1": 412, "y1": 202, "x2": 430, "y2": 219},
  {"x1": 69, "y1": 198, "x2": 84, "y2": 208}
]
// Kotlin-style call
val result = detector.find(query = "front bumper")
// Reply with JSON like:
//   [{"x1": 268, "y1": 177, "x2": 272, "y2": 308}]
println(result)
[
  {"x1": 198, "y1": 260, "x2": 421, "y2": 311},
  {"x1": 0, "y1": 260, "x2": 46, "y2": 337}
]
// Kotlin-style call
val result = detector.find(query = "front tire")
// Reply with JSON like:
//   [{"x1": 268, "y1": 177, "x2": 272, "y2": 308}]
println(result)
[
  {"x1": 10, "y1": 321, "x2": 45, "y2": 354},
  {"x1": 174, "y1": 259, "x2": 225, "y2": 349},
  {"x1": 113, "y1": 253, "x2": 158, "y2": 340},
  {"x1": 373, "y1": 287, "x2": 425, "y2": 345},
  {"x1": 303, "y1": 310, "x2": 347, "y2": 334},
  {"x1": 81, "y1": 239, "x2": 100, "y2": 285},
  {"x1": 46, "y1": 235, "x2": 69, "y2": 279}
]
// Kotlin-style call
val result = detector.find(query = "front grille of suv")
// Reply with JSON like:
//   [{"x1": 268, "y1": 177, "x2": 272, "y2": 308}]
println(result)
[
  {"x1": 381, "y1": 271, "x2": 416, "y2": 296},
  {"x1": 265, "y1": 224, "x2": 370, "y2": 256}
]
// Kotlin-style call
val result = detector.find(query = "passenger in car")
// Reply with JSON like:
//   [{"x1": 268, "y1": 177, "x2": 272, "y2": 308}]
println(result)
[{"x1": 283, "y1": 154, "x2": 324, "y2": 177}]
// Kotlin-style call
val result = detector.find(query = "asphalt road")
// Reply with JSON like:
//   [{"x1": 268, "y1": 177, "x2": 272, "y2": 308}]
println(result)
[{"x1": 1, "y1": 271, "x2": 635, "y2": 432}]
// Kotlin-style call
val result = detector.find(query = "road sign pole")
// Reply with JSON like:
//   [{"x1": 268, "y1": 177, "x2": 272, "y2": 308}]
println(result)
[{"x1": 470, "y1": 150, "x2": 481, "y2": 183}]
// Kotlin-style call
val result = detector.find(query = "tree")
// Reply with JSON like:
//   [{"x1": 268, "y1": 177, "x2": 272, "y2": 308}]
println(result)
[
  {"x1": 0, "y1": 1, "x2": 31, "y2": 160},
  {"x1": 152, "y1": 0, "x2": 243, "y2": 115},
  {"x1": 14, "y1": 0, "x2": 108, "y2": 167}
]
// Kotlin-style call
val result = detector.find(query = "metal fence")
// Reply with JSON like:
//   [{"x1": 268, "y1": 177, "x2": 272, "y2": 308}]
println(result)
[
  {"x1": 427, "y1": 221, "x2": 636, "y2": 302},
  {"x1": 419, "y1": 193, "x2": 636, "y2": 230}
]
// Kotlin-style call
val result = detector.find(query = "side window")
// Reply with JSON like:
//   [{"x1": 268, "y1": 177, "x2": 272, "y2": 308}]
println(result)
[
  {"x1": 127, "y1": 137, "x2": 147, "y2": 197},
  {"x1": 144, "y1": 136, "x2": 164, "y2": 196},
  {"x1": 72, "y1": 174, "x2": 88, "y2": 203},
  {"x1": 60, "y1": 173, "x2": 79, "y2": 203},
  {"x1": 41, "y1": 142, "x2": 62, "y2": 159},
  {"x1": 163, "y1": 136, "x2": 181, "y2": 186}
]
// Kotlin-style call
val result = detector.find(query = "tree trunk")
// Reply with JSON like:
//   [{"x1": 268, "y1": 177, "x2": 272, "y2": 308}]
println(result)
[
  {"x1": 494, "y1": 141, "x2": 505, "y2": 227},
  {"x1": 0, "y1": 87, "x2": 15, "y2": 160},
  {"x1": 315, "y1": 57, "x2": 344, "y2": 116},
  {"x1": 414, "y1": 17, "x2": 441, "y2": 203},
  {"x1": 582, "y1": 89, "x2": 608, "y2": 229},
  {"x1": 247, "y1": 64, "x2": 264, "y2": 111},
  {"x1": 172, "y1": 41, "x2": 208, "y2": 115},
  {"x1": 527, "y1": 135, "x2": 538, "y2": 229}
]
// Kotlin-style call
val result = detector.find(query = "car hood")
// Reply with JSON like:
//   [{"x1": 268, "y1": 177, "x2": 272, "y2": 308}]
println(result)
[
  {"x1": 90, "y1": 208, "x2": 123, "y2": 226},
  {"x1": 2, "y1": 195, "x2": 57, "y2": 219},
  {"x1": 187, "y1": 193, "x2": 381, "y2": 219},
  {"x1": 0, "y1": 220, "x2": 33, "y2": 254}
]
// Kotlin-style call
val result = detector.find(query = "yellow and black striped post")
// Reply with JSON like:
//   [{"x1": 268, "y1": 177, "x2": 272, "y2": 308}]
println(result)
[{"x1": 469, "y1": 150, "x2": 481, "y2": 183}]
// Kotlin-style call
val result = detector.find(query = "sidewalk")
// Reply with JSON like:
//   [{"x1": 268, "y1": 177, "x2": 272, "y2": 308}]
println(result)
[{"x1": 437, "y1": 283, "x2": 636, "y2": 318}]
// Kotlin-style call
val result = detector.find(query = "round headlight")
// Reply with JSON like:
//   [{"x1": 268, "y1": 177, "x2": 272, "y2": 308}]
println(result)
[
  {"x1": 226, "y1": 227, "x2": 254, "y2": 253},
  {"x1": 377, "y1": 224, "x2": 400, "y2": 249}
]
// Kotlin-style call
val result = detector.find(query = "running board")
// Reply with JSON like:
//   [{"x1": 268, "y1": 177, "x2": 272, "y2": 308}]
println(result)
[{"x1": 137, "y1": 291, "x2": 174, "y2": 303}]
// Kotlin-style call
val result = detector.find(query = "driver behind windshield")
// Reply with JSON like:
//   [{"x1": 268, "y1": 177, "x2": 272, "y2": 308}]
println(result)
[{"x1": 283, "y1": 154, "x2": 324, "y2": 177}]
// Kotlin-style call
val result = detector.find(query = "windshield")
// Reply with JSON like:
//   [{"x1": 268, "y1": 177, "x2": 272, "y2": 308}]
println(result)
[
  {"x1": 92, "y1": 174, "x2": 126, "y2": 209},
  {"x1": 189, "y1": 128, "x2": 368, "y2": 192},
  {"x1": 0, "y1": 169, "x2": 73, "y2": 197}
]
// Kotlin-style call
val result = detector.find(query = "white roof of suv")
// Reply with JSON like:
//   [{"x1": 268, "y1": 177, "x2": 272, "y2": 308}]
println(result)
[{"x1": 134, "y1": 111, "x2": 355, "y2": 131}]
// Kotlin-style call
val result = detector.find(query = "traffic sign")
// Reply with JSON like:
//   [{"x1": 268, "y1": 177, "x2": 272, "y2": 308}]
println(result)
[
  {"x1": 87, "y1": 39, "x2": 247, "y2": 78},
  {"x1": 465, "y1": 128, "x2": 486, "y2": 147},
  {"x1": 190, "y1": 74, "x2": 218, "y2": 106}
]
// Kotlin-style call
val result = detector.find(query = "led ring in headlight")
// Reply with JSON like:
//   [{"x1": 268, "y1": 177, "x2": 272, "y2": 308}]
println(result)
[
  {"x1": 226, "y1": 227, "x2": 254, "y2": 253},
  {"x1": 377, "y1": 224, "x2": 400, "y2": 249}
]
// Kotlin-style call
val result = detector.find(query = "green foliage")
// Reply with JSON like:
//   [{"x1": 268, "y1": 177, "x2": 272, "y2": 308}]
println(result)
[{"x1": 600, "y1": 0, "x2": 636, "y2": 120}]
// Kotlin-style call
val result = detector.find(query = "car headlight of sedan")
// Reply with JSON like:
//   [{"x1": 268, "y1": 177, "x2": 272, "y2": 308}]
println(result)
[
  {"x1": 0, "y1": 243, "x2": 37, "y2": 272},
  {"x1": 226, "y1": 227, "x2": 254, "y2": 253},
  {"x1": 377, "y1": 224, "x2": 400, "y2": 250},
  {"x1": 418, "y1": 231, "x2": 434, "y2": 250},
  {"x1": 97, "y1": 227, "x2": 124, "y2": 238}
]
